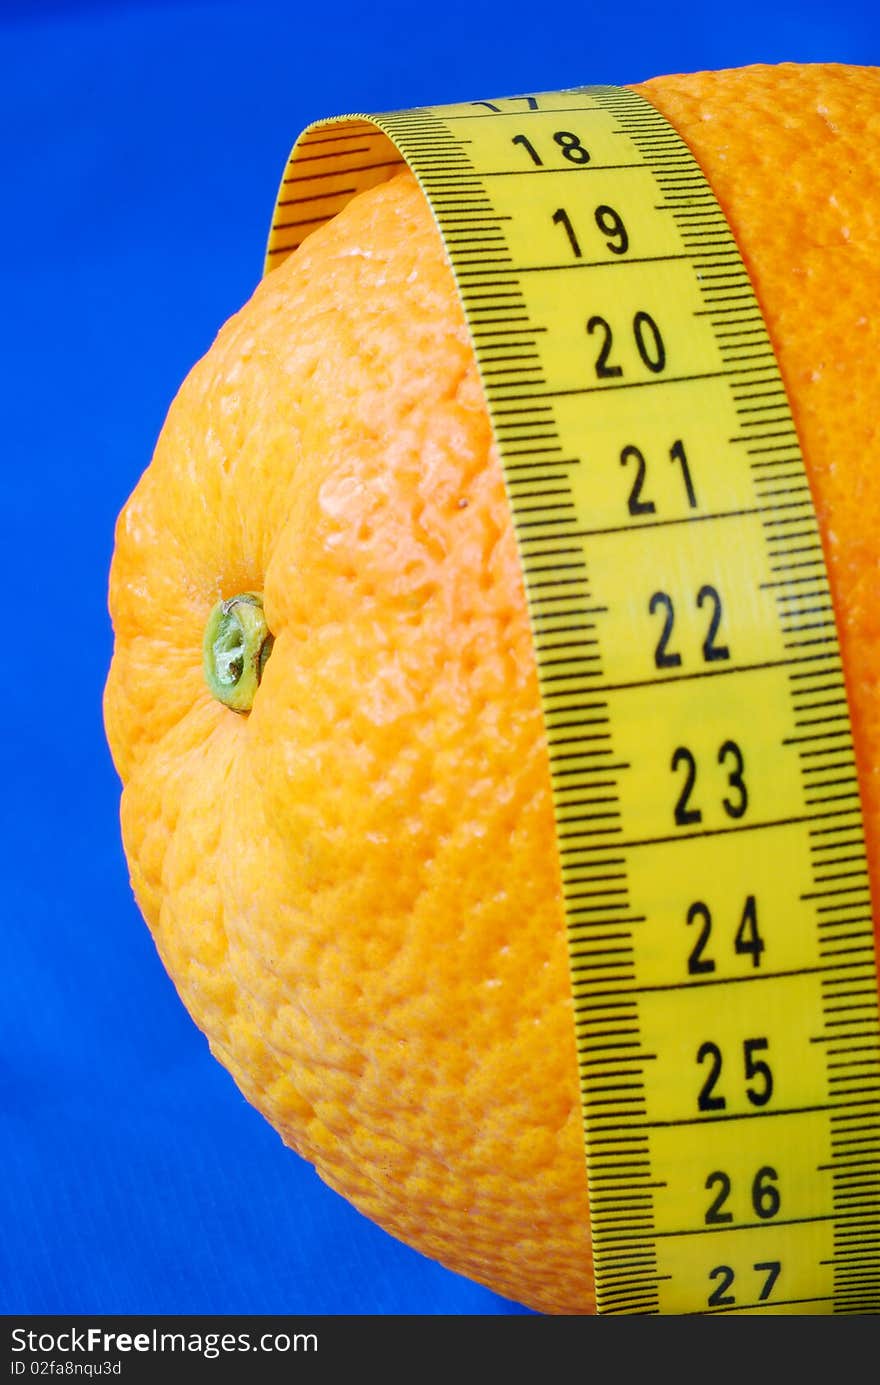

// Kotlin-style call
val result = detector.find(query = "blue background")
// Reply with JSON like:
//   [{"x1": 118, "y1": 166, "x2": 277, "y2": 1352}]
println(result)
[{"x1": 2, "y1": 0, "x2": 877, "y2": 1318}]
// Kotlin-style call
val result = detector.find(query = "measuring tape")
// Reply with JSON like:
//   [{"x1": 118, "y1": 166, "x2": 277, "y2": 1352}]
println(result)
[{"x1": 263, "y1": 85, "x2": 880, "y2": 1315}]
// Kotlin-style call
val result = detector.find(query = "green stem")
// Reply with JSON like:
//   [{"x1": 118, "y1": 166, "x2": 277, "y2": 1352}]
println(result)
[{"x1": 203, "y1": 593, "x2": 274, "y2": 713}]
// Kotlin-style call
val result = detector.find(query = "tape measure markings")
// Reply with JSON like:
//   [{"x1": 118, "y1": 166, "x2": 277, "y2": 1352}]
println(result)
[{"x1": 265, "y1": 86, "x2": 880, "y2": 1314}]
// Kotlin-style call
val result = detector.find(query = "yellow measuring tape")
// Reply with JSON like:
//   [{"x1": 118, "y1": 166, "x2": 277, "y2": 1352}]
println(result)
[{"x1": 264, "y1": 86, "x2": 880, "y2": 1315}]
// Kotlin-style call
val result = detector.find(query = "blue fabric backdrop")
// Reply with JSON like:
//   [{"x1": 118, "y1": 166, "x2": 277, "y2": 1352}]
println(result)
[{"x1": 2, "y1": 0, "x2": 877, "y2": 1317}]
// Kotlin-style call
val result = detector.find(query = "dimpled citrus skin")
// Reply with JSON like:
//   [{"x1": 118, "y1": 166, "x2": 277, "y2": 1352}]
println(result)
[{"x1": 104, "y1": 63, "x2": 880, "y2": 1315}]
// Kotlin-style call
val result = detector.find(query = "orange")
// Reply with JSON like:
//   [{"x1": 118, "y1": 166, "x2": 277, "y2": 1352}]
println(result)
[{"x1": 103, "y1": 63, "x2": 880, "y2": 1315}]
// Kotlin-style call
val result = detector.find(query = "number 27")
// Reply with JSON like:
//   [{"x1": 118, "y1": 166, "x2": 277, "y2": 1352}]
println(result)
[{"x1": 709, "y1": 1260, "x2": 781, "y2": 1307}]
